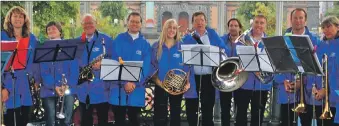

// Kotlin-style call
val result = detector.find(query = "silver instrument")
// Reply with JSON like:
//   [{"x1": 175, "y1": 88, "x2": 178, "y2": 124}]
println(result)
[
  {"x1": 56, "y1": 74, "x2": 69, "y2": 119},
  {"x1": 235, "y1": 28, "x2": 274, "y2": 84},
  {"x1": 211, "y1": 52, "x2": 249, "y2": 92}
]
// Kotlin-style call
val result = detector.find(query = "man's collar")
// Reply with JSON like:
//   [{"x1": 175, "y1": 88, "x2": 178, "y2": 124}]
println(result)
[
  {"x1": 194, "y1": 29, "x2": 208, "y2": 37},
  {"x1": 292, "y1": 27, "x2": 306, "y2": 35}
]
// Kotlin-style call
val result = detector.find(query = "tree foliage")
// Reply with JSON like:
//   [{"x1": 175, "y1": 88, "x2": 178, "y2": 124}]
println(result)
[
  {"x1": 236, "y1": 2, "x2": 277, "y2": 36},
  {"x1": 325, "y1": 2, "x2": 339, "y2": 18},
  {"x1": 92, "y1": 11, "x2": 124, "y2": 39},
  {"x1": 99, "y1": 2, "x2": 127, "y2": 22}
]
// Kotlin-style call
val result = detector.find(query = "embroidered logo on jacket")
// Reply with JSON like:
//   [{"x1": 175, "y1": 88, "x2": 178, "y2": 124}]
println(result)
[
  {"x1": 173, "y1": 53, "x2": 180, "y2": 58},
  {"x1": 136, "y1": 50, "x2": 142, "y2": 55},
  {"x1": 330, "y1": 52, "x2": 336, "y2": 57},
  {"x1": 93, "y1": 47, "x2": 100, "y2": 52}
]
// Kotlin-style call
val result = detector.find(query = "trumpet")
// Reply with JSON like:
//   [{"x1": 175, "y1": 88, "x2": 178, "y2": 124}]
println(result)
[
  {"x1": 56, "y1": 74, "x2": 69, "y2": 119},
  {"x1": 292, "y1": 73, "x2": 306, "y2": 113},
  {"x1": 319, "y1": 54, "x2": 333, "y2": 119}
]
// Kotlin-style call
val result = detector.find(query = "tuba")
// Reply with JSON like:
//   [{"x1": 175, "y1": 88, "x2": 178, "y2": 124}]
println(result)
[
  {"x1": 78, "y1": 38, "x2": 106, "y2": 85},
  {"x1": 319, "y1": 54, "x2": 333, "y2": 119},
  {"x1": 235, "y1": 28, "x2": 274, "y2": 84},
  {"x1": 211, "y1": 52, "x2": 249, "y2": 92}
]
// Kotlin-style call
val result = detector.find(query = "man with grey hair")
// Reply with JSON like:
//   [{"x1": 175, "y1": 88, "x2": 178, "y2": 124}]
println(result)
[{"x1": 77, "y1": 13, "x2": 113, "y2": 126}]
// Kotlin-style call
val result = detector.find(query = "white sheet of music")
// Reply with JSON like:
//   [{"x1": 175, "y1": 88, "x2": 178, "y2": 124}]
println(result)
[
  {"x1": 181, "y1": 44, "x2": 222, "y2": 67},
  {"x1": 236, "y1": 45, "x2": 274, "y2": 72},
  {"x1": 100, "y1": 59, "x2": 143, "y2": 81}
]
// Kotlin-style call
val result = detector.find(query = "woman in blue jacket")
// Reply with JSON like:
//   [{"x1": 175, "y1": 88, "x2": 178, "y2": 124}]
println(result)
[
  {"x1": 38, "y1": 21, "x2": 78, "y2": 126},
  {"x1": 311, "y1": 16, "x2": 339, "y2": 126},
  {"x1": 151, "y1": 19, "x2": 190, "y2": 126},
  {"x1": 1, "y1": 6, "x2": 38, "y2": 126},
  {"x1": 109, "y1": 12, "x2": 151, "y2": 126}
]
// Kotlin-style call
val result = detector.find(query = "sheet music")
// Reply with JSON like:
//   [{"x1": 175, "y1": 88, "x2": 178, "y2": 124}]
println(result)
[
  {"x1": 236, "y1": 46, "x2": 274, "y2": 72},
  {"x1": 181, "y1": 44, "x2": 221, "y2": 66},
  {"x1": 101, "y1": 59, "x2": 143, "y2": 81}
]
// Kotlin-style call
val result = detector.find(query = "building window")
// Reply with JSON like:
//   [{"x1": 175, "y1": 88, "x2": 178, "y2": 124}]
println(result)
[{"x1": 231, "y1": 10, "x2": 236, "y2": 18}]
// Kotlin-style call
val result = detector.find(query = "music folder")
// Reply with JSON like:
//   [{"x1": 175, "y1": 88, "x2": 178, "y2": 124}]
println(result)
[
  {"x1": 100, "y1": 59, "x2": 143, "y2": 82},
  {"x1": 1, "y1": 52, "x2": 13, "y2": 73},
  {"x1": 181, "y1": 44, "x2": 224, "y2": 67}
]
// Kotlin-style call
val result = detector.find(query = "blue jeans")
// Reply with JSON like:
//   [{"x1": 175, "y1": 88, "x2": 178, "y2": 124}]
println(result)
[{"x1": 42, "y1": 95, "x2": 75, "y2": 126}]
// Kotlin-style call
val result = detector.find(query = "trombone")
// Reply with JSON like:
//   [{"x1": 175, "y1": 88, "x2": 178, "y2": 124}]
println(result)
[
  {"x1": 319, "y1": 54, "x2": 333, "y2": 119},
  {"x1": 292, "y1": 73, "x2": 306, "y2": 113}
]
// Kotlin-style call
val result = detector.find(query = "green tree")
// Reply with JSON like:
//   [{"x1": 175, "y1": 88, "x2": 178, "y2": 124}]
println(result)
[
  {"x1": 236, "y1": 2, "x2": 277, "y2": 36},
  {"x1": 99, "y1": 2, "x2": 127, "y2": 22},
  {"x1": 92, "y1": 11, "x2": 124, "y2": 38},
  {"x1": 33, "y1": 2, "x2": 79, "y2": 38},
  {"x1": 1, "y1": 1, "x2": 24, "y2": 30},
  {"x1": 325, "y1": 2, "x2": 339, "y2": 17}
]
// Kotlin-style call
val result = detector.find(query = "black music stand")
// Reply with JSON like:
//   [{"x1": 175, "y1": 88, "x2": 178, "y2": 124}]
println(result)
[
  {"x1": 262, "y1": 35, "x2": 323, "y2": 126},
  {"x1": 181, "y1": 44, "x2": 223, "y2": 126},
  {"x1": 100, "y1": 59, "x2": 143, "y2": 106},
  {"x1": 33, "y1": 39, "x2": 84, "y2": 125}
]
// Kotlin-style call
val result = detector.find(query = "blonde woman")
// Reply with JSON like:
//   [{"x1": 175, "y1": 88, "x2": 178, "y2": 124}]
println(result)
[{"x1": 151, "y1": 19, "x2": 192, "y2": 126}]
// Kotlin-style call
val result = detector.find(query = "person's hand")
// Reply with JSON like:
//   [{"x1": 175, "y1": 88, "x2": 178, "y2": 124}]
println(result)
[
  {"x1": 124, "y1": 82, "x2": 136, "y2": 94},
  {"x1": 284, "y1": 80, "x2": 300, "y2": 93},
  {"x1": 183, "y1": 81, "x2": 190, "y2": 92},
  {"x1": 1, "y1": 89, "x2": 9, "y2": 102},
  {"x1": 55, "y1": 86, "x2": 64, "y2": 97},
  {"x1": 92, "y1": 60, "x2": 101, "y2": 70},
  {"x1": 314, "y1": 88, "x2": 326, "y2": 101}
]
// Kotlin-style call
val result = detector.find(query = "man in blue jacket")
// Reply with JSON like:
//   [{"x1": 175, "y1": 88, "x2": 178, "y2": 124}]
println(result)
[
  {"x1": 77, "y1": 14, "x2": 113, "y2": 126},
  {"x1": 219, "y1": 18, "x2": 243, "y2": 126},
  {"x1": 233, "y1": 14, "x2": 273, "y2": 126},
  {"x1": 182, "y1": 11, "x2": 227, "y2": 126},
  {"x1": 275, "y1": 8, "x2": 320, "y2": 126},
  {"x1": 109, "y1": 12, "x2": 151, "y2": 126}
]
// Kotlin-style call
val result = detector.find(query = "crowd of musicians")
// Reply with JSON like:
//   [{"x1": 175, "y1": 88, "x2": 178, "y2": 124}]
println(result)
[{"x1": 1, "y1": 6, "x2": 339, "y2": 126}]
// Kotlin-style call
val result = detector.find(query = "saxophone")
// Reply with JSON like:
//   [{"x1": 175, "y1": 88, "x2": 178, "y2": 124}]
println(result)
[
  {"x1": 26, "y1": 73, "x2": 44, "y2": 121},
  {"x1": 78, "y1": 38, "x2": 106, "y2": 85}
]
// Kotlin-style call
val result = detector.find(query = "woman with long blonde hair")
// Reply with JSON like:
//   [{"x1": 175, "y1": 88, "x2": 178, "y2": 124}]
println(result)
[{"x1": 151, "y1": 19, "x2": 192, "y2": 126}]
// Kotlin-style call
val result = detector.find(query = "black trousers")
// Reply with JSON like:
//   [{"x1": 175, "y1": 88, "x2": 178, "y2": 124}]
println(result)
[
  {"x1": 79, "y1": 102, "x2": 109, "y2": 126},
  {"x1": 4, "y1": 106, "x2": 31, "y2": 126},
  {"x1": 186, "y1": 74, "x2": 215, "y2": 126},
  {"x1": 219, "y1": 91, "x2": 232, "y2": 126},
  {"x1": 153, "y1": 85, "x2": 183, "y2": 126},
  {"x1": 112, "y1": 105, "x2": 141, "y2": 126},
  {"x1": 280, "y1": 103, "x2": 298, "y2": 126},
  {"x1": 234, "y1": 89, "x2": 268, "y2": 126}
]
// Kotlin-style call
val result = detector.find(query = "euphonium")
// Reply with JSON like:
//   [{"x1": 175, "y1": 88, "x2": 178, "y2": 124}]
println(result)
[
  {"x1": 211, "y1": 52, "x2": 249, "y2": 92},
  {"x1": 235, "y1": 28, "x2": 274, "y2": 84},
  {"x1": 78, "y1": 38, "x2": 106, "y2": 85},
  {"x1": 56, "y1": 74, "x2": 69, "y2": 119},
  {"x1": 319, "y1": 54, "x2": 333, "y2": 119},
  {"x1": 292, "y1": 73, "x2": 306, "y2": 113}
]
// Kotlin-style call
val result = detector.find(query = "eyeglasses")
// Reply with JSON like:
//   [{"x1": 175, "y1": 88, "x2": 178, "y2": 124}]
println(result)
[{"x1": 82, "y1": 21, "x2": 95, "y2": 25}]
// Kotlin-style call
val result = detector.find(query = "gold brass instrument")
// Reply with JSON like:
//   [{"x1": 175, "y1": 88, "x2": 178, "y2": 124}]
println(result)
[
  {"x1": 161, "y1": 69, "x2": 189, "y2": 95},
  {"x1": 56, "y1": 74, "x2": 69, "y2": 119},
  {"x1": 27, "y1": 73, "x2": 44, "y2": 121},
  {"x1": 292, "y1": 73, "x2": 306, "y2": 113},
  {"x1": 78, "y1": 38, "x2": 106, "y2": 85},
  {"x1": 319, "y1": 54, "x2": 333, "y2": 119},
  {"x1": 235, "y1": 28, "x2": 274, "y2": 84}
]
